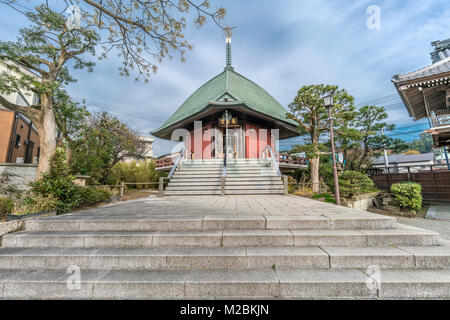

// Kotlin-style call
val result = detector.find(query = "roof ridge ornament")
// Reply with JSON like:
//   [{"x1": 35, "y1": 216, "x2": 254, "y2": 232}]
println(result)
[{"x1": 225, "y1": 28, "x2": 233, "y2": 70}]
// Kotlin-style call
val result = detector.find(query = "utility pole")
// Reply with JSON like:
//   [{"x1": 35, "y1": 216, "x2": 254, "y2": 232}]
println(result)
[
  {"x1": 381, "y1": 128, "x2": 389, "y2": 172},
  {"x1": 323, "y1": 95, "x2": 340, "y2": 205}
]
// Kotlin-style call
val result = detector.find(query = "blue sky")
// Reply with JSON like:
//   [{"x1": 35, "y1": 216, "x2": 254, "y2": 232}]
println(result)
[{"x1": 1, "y1": 0, "x2": 449, "y2": 155}]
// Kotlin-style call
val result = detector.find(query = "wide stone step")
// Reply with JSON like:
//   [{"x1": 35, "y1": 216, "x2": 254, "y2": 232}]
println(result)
[
  {"x1": 166, "y1": 186, "x2": 285, "y2": 192},
  {"x1": 166, "y1": 186, "x2": 223, "y2": 191},
  {"x1": 225, "y1": 174, "x2": 280, "y2": 177},
  {"x1": 170, "y1": 178, "x2": 222, "y2": 182},
  {"x1": 168, "y1": 181, "x2": 283, "y2": 187},
  {"x1": 164, "y1": 190, "x2": 222, "y2": 195},
  {"x1": 170, "y1": 175, "x2": 222, "y2": 179},
  {"x1": 24, "y1": 214, "x2": 396, "y2": 232},
  {"x1": 225, "y1": 185, "x2": 284, "y2": 190},
  {"x1": 0, "y1": 268, "x2": 449, "y2": 299},
  {"x1": 0, "y1": 246, "x2": 448, "y2": 270},
  {"x1": 225, "y1": 177, "x2": 282, "y2": 181},
  {"x1": 2, "y1": 227, "x2": 438, "y2": 248},
  {"x1": 169, "y1": 182, "x2": 222, "y2": 186},
  {"x1": 174, "y1": 171, "x2": 222, "y2": 175},
  {"x1": 225, "y1": 190, "x2": 284, "y2": 195}
]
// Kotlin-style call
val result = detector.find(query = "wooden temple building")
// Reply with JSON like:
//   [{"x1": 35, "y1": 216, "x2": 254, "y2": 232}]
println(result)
[
  {"x1": 393, "y1": 38, "x2": 450, "y2": 148},
  {"x1": 152, "y1": 36, "x2": 304, "y2": 194},
  {"x1": 152, "y1": 35, "x2": 300, "y2": 161}
]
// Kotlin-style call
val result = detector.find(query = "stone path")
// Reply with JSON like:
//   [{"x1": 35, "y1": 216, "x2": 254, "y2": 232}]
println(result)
[
  {"x1": 426, "y1": 205, "x2": 450, "y2": 221},
  {"x1": 0, "y1": 195, "x2": 449, "y2": 299}
]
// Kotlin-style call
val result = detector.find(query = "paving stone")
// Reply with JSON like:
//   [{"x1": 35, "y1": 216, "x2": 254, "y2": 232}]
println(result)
[
  {"x1": 185, "y1": 269, "x2": 280, "y2": 298},
  {"x1": 246, "y1": 247, "x2": 329, "y2": 268},
  {"x1": 359, "y1": 228, "x2": 440, "y2": 246},
  {"x1": 93, "y1": 270, "x2": 187, "y2": 298},
  {"x1": 83, "y1": 232, "x2": 155, "y2": 247},
  {"x1": 222, "y1": 230, "x2": 294, "y2": 247},
  {"x1": 265, "y1": 216, "x2": 332, "y2": 230},
  {"x1": 276, "y1": 268, "x2": 376, "y2": 298},
  {"x1": 291, "y1": 230, "x2": 367, "y2": 246},
  {"x1": 152, "y1": 231, "x2": 223, "y2": 247},
  {"x1": 3, "y1": 269, "x2": 107, "y2": 298},
  {"x1": 377, "y1": 269, "x2": 450, "y2": 298},
  {"x1": 202, "y1": 216, "x2": 266, "y2": 230},
  {"x1": 320, "y1": 214, "x2": 396, "y2": 230},
  {"x1": 321, "y1": 246, "x2": 415, "y2": 268},
  {"x1": 398, "y1": 246, "x2": 450, "y2": 268},
  {"x1": 166, "y1": 247, "x2": 247, "y2": 269},
  {"x1": 0, "y1": 269, "x2": 30, "y2": 296}
]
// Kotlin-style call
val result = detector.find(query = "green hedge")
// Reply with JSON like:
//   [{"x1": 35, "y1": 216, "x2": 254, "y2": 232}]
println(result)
[
  {"x1": 12, "y1": 194, "x2": 58, "y2": 216},
  {"x1": 390, "y1": 182, "x2": 422, "y2": 211},
  {"x1": 0, "y1": 198, "x2": 15, "y2": 221},
  {"x1": 26, "y1": 149, "x2": 112, "y2": 214},
  {"x1": 339, "y1": 171, "x2": 378, "y2": 198}
]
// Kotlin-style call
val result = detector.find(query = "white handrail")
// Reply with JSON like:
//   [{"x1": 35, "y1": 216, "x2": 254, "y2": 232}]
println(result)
[
  {"x1": 168, "y1": 144, "x2": 186, "y2": 179},
  {"x1": 261, "y1": 145, "x2": 281, "y2": 176}
]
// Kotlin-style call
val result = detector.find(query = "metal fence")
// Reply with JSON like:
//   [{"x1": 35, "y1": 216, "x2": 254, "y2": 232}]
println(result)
[{"x1": 367, "y1": 165, "x2": 450, "y2": 201}]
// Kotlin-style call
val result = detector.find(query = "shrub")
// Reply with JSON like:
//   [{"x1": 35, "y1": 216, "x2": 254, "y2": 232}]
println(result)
[
  {"x1": 12, "y1": 194, "x2": 58, "y2": 215},
  {"x1": 339, "y1": 171, "x2": 378, "y2": 198},
  {"x1": 29, "y1": 150, "x2": 112, "y2": 214},
  {"x1": 390, "y1": 183, "x2": 422, "y2": 211},
  {"x1": 30, "y1": 174, "x2": 83, "y2": 213},
  {"x1": 0, "y1": 198, "x2": 15, "y2": 220},
  {"x1": 106, "y1": 160, "x2": 159, "y2": 188},
  {"x1": 312, "y1": 193, "x2": 336, "y2": 203},
  {"x1": 0, "y1": 169, "x2": 21, "y2": 199},
  {"x1": 78, "y1": 187, "x2": 112, "y2": 207},
  {"x1": 287, "y1": 175, "x2": 298, "y2": 194}
]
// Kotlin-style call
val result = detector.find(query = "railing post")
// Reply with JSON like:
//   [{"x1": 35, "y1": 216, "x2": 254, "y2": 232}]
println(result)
[
  {"x1": 430, "y1": 165, "x2": 438, "y2": 201},
  {"x1": 283, "y1": 175, "x2": 288, "y2": 196},
  {"x1": 120, "y1": 182, "x2": 125, "y2": 199},
  {"x1": 221, "y1": 176, "x2": 226, "y2": 196},
  {"x1": 158, "y1": 177, "x2": 165, "y2": 197}
]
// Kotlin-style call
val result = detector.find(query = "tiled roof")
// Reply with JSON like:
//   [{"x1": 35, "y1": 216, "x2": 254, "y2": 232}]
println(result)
[
  {"x1": 392, "y1": 56, "x2": 450, "y2": 83},
  {"x1": 152, "y1": 68, "x2": 296, "y2": 137},
  {"x1": 372, "y1": 152, "x2": 435, "y2": 165}
]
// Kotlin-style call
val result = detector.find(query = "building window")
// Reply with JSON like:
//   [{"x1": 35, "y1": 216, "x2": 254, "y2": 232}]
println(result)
[{"x1": 15, "y1": 134, "x2": 21, "y2": 148}]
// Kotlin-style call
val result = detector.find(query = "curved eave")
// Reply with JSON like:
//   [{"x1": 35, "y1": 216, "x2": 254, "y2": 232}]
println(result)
[{"x1": 151, "y1": 101, "x2": 299, "y2": 140}]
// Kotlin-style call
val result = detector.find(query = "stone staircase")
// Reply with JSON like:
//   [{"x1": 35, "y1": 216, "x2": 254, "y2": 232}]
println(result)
[
  {"x1": 165, "y1": 159, "x2": 284, "y2": 195},
  {"x1": 0, "y1": 195, "x2": 449, "y2": 299}
]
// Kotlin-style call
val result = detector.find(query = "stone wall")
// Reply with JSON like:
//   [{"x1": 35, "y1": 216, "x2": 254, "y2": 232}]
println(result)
[
  {"x1": 0, "y1": 162, "x2": 37, "y2": 192},
  {"x1": 343, "y1": 192, "x2": 380, "y2": 211}
]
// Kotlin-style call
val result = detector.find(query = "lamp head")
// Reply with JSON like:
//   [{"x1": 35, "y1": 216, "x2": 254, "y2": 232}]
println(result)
[{"x1": 323, "y1": 95, "x2": 334, "y2": 109}]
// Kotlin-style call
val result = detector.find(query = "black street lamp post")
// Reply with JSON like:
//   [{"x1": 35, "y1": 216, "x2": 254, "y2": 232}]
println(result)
[{"x1": 324, "y1": 95, "x2": 341, "y2": 205}]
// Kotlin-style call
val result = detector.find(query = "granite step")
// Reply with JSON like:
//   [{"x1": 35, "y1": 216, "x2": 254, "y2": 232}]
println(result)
[
  {"x1": 0, "y1": 246, "x2": 448, "y2": 270},
  {"x1": 1, "y1": 227, "x2": 439, "y2": 248},
  {"x1": 0, "y1": 268, "x2": 449, "y2": 299},
  {"x1": 23, "y1": 214, "x2": 397, "y2": 232}
]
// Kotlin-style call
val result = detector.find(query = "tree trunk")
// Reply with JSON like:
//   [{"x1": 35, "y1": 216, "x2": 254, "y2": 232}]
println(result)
[
  {"x1": 310, "y1": 156, "x2": 320, "y2": 193},
  {"x1": 65, "y1": 145, "x2": 74, "y2": 165},
  {"x1": 35, "y1": 95, "x2": 57, "y2": 180}
]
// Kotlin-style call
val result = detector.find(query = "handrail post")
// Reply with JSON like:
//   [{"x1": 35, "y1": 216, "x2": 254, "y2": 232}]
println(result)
[
  {"x1": 266, "y1": 145, "x2": 282, "y2": 177},
  {"x1": 158, "y1": 177, "x2": 165, "y2": 197},
  {"x1": 168, "y1": 144, "x2": 186, "y2": 179},
  {"x1": 283, "y1": 175, "x2": 288, "y2": 196},
  {"x1": 120, "y1": 182, "x2": 125, "y2": 200},
  {"x1": 221, "y1": 176, "x2": 225, "y2": 196}
]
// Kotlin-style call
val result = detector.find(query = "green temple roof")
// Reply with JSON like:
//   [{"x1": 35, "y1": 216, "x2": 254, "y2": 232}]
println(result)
[{"x1": 152, "y1": 38, "x2": 297, "y2": 138}]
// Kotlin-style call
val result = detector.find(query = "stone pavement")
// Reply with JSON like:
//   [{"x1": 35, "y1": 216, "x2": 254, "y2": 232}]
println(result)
[
  {"x1": 426, "y1": 205, "x2": 450, "y2": 221},
  {"x1": 0, "y1": 195, "x2": 449, "y2": 299}
]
